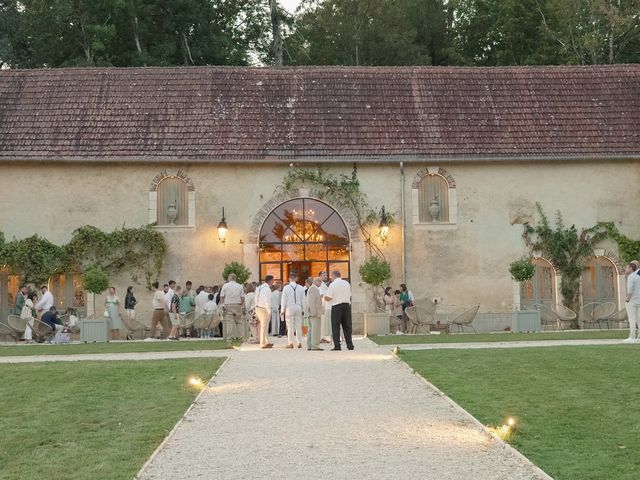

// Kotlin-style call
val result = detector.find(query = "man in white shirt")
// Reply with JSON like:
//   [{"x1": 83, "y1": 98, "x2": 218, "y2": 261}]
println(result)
[
  {"x1": 35, "y1": 285, "x2": 54, "y2": 318},
  {"x1": 319, "y1": 271, "x2": 332, "y2": 342},
  {"x1": 281, "y1": 273, "x2": 305, "y2": 348},
  {"x1": 255, "y1": 275, "x2": 275, "y2": 349},
  {"x1": 624, "y1": 262, "x2": 640, "y2": 343},
  {"x1": 164, "y1": 280, "x2": 176, "y2": 310},
  {"x1": 219, "y1": 273, "x2": 245, "y2": 342},
  {"x1": 270, "y1": 284, "x2": 282, "y2": 337},
  {"x1": 195, "y1": 286, "x2": 210, "y2": 316},
  {"x1": 323, "y1": 270, "x2": 353, "y2": 351},
  {"x1": 150, "y1": 281, "x2": 169, "y2": 339},
  {"x1": 203, "y1": 294, "x2": 218, "y2": 315}
]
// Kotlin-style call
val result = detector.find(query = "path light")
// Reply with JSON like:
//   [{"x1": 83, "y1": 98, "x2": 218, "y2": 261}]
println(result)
[
  {"x1": 378, "y1": 206, "x2": 390, "y2": 244},
  {"x1": 217, "y1": 207, "x2": 228, "y2": 245},
  {"x1": 188, "y1": 376, "x2": 204, "y2": 389}
]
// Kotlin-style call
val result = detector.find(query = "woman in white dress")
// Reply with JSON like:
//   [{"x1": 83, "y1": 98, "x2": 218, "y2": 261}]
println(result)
[
  {"x1": 244, "y1": 284, "x2": 258, "y2": 344},
  {"x1": 21, "y1": 292, "x2": 36, "y2": 343},
  {"x1": 104, "y1": 287, "x2": 123, "y2": 340}
]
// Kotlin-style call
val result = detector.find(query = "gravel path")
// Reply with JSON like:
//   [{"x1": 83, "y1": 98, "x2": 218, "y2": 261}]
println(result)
[
  {"x1": 0, "y1": 349, "x2": 233, "y2": 364},
  {"x1": 136, "y1": 337, "x2": 549, "y2": 480}
]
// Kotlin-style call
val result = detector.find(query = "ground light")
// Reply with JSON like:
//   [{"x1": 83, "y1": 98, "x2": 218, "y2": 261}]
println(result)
[
  {"x1": 188, "y1": 376, "x2": 205, "y2": 390},
  {"x1": 488, "y1": 417, "x2": 517, "y2": 441}
]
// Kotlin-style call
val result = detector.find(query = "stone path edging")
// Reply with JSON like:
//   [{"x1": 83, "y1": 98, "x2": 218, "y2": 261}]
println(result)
[
  {"x1": 134, "y1": 357, "x2": 231, "y2": 480},
  {"x1": 387, "y1": 338, "x2": 624, "y2": 350}
]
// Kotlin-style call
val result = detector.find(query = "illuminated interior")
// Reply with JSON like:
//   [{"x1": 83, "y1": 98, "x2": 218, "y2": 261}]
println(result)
[{"x1": 259, "y1": 198, "x2": 350, "y2": 284}]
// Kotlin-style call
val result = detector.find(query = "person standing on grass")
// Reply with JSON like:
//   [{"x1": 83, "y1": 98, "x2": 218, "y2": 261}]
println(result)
[
  {"x1": 255, "y1": 275, "x2": 274, "y2": 349},
  {"x1": 323, "y1": 270, "x2": 353, "y2": 351},
  {"x1": 14, "y1": 285, "x2": 27, "y2": 315},
  {"x1": 149, "y1": 282, "x2": 170, "y2": 340},
  {"x1": 195, "y1": 285, "x2": 209, "y2": 316},
  {"x1": 219, "y1": 274, "x2": 245, "y2": 343},
  {"x1": 168, "y1": 286, "x2": 182, "y2": 340},
  {"x1": 125, "y1": 286, "x2": 137, "y2": 320},
  {"x1": 104, "y1": 287, "x2": 123, "y2": 341},
  {"x1": 624, "y1": 262, "x2": 640, "y2": 344}
]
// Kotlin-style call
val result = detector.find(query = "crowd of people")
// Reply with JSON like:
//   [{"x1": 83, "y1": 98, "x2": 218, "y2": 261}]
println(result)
[
  {"x1": 9, "y1": 270, "x2": 355, "y2": 350},
  {"x1": 13, "y1": 285, "x2": 79, "y2": 343},
  {"x1": 130, "y1": 270, "x2": 354, "y2": 350},
  {"x1": 380, "y1": 283, "x2": 415, "y2": 333}
]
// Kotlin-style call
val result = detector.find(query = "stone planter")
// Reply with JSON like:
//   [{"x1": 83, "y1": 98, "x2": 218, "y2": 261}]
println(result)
[
  {"x1": 511, "y1": 310, "x2": 541, "y2": 333},
  {"x1": 364, "y1": 312, "x2": 391, "y2": 336},
  {"x1": 81, "y1": 318, "x2": 108, "y2": 342}
]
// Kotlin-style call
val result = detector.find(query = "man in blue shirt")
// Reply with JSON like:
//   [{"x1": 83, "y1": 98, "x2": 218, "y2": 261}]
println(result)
[{"x1": 41, "y1": 306, "x2": 63, "y2": 332}]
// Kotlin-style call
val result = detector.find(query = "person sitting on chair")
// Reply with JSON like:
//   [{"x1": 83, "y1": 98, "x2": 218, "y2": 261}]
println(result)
[{"x1": 41, "y1": 306, "x2": 66, "y2": 334}]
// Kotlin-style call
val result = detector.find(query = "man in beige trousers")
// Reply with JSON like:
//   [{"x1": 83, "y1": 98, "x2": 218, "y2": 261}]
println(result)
[{"x1": 307, "y1": 277, "x2": 323, "y2": 351}]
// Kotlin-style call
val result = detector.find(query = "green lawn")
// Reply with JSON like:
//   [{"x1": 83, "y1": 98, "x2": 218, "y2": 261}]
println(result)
[
  {"x1": 0, "y1": 358, "x2": 224, "y2": 480},
  {"x1": 0, "y1": 339, "x2": 232, "y2": 356},
  {"x1": 400, "y1": 346, "x2": 640, "y2": 480},
  {"x1": 370, "y1": 329, "x2": 628, "y2": 345}
]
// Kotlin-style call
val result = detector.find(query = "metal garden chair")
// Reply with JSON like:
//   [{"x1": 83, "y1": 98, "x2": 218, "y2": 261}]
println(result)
[{"x1": 447, "y1": 305, "x2": 480, "y2": 333}]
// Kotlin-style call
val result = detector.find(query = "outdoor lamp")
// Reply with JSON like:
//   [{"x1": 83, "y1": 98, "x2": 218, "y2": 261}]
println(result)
[
  {"x1": 217, "y1": 207, "x2": 228, "y2": 244},
  {"x1": 378, "y1": 206, "x2": 389, "y2": 244}
]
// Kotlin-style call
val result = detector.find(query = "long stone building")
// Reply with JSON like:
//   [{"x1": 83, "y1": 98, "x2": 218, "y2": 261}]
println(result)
[{"x1": 1, "y1": 65, "x2": 639, "y2": 332}]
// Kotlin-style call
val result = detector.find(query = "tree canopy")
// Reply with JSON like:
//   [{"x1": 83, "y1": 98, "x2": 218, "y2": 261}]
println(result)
[{"x1": 1, "y1": 0, "x2": 639, "y2": 68}]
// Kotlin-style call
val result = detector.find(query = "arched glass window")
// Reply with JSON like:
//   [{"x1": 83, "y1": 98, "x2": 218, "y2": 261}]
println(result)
[
  {"x1": 418, "y1": 174, "x2": 450, "y2": 223},
  {"x1": 157, "y1": 177, "x2": 188, "y2": 226},
  {"x1": 259, "y1": 198, "x2": 350, "y2": 284},
  {"x1": 520, "y1": 258, "x2": 556, "y2": 308},
  {"x1": 582, "y1": 257, "x2": 617, "y2": 304}
]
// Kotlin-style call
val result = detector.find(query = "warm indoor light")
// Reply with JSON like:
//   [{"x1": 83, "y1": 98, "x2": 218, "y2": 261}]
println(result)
[
  {"x1": 378, "y1": 206, "x2": 390, "y2": 243},
  {"x1": 217, "y1": 207, "x2": 228, "y2": 244}
]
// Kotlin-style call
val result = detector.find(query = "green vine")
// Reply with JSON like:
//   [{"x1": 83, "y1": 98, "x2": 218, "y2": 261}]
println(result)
[
  {"x1": 589, "y1": 222, "x2": 640, "y2": 263},
  {"x1": 0, "y1": 224, "x2": 166, "y2": 289},
  {"x1": 276, "y1": 165, "x2": 391, "y2": 258},
  {"x1": 524, "y1": 203, "x2": 607, "y2": 319}
]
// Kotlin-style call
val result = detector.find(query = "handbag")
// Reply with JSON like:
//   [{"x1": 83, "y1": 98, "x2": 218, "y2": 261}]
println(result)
[{"x1": 103, "y1": 310, "x2": 110, "y2": 318}]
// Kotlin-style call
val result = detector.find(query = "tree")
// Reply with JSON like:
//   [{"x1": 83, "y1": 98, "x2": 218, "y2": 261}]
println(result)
[
  {"x1": 450, "y1": 0, "x2": 564, "y2": 65},
  {"x1": 83, "y1": 265, "x2": 109, "y2": 318},
  {"x1": 283, "y1": 0, "x2": 451, "y2": 66},
  {"x1": 541, "y1": 0, "x2": 640, "y2": 64},
  {"x1": 222, "y1": 262, "x2": 252, "y2": 284},
  {"x1": 0, "y1": 0, "x2": 271, "y2": 68},
  {"x1": 359, "y1": 256, "x2": 391, "y2": 309}
]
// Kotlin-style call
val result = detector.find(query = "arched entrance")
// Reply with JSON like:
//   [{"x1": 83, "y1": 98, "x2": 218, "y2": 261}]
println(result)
[
  {"x1": 259, "y1": 198, "x2": 350, "y2": 284},
  {"x1": 520, "y1": 257, "x2": 557, "y2": 308},
  {"x1": 582, "y1": 256, "x2": 617, "y2": 304}
]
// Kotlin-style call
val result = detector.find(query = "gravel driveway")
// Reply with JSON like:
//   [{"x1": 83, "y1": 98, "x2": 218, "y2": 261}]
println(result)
[{"x1": 136, "y1": 337, "x2": 549, "y2": 480}]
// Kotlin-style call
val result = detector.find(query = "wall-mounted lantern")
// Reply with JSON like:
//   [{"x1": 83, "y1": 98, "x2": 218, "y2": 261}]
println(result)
[
  {"x1": 217, "y1": 207, "x2": 228, "y2": 245},
  {"x1": 378, "y1": 206, "x2": 389, "y2": 244}
]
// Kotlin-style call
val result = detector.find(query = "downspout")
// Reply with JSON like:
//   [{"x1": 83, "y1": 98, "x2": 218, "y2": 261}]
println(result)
[{"x1": 400, "y1": 161, "x2": 406, "y2": 283}]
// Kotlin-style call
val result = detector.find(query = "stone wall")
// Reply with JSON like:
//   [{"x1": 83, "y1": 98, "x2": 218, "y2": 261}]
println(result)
[{"x1": 0, "y1": 160, "x2": 637, "y2": 333}]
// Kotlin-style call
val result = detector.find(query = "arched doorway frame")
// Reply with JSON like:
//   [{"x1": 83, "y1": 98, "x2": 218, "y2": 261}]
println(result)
[
  {"x1": 581, "y1": 251, "x2": 624, "y2": 308},
  {"x1": 253, "y1": 195, "x2": 357, "y2": 284}
]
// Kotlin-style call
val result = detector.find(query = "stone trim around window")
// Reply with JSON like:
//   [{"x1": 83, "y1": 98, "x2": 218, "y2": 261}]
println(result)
[
  {"x1": 149, "y1": 170, "x2": 196, "y2": 228},
  {"x1": 411, "y1": 166, "x2": 457, "y2": 228}
]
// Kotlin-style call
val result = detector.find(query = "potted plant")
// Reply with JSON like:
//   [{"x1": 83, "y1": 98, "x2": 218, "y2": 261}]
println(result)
[
  {"x1": 508, "y1": 258, "x2": 541, "y2": 332},
  {"x1": 222, "y1": 261, "x2": 251, "y2": 284},
  {"x1": 81, "y1": 265, "x2": 110, "y2": 342},
  {"x1": 359, "y1": 256, "x2": 392, "y2": 336}
]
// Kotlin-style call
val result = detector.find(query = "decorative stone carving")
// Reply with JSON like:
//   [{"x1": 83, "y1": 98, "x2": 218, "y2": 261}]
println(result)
[{"x1": 150, "y1": 169, "x2": 195, "y2": 192}]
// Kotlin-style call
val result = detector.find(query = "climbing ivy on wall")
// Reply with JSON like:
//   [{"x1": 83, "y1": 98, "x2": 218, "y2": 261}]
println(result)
[
  {"x1": 524, "y1": 203, "x2": 607, "y2": 316},
  {"x1": 0, "y1": 224, "x2": 166, "y2": 288},
  {"x1": 277, "y1": 165, "x2": 391, "y2": 259},
  {"x1": 589, "y1": 222, "x2": 640, "y2": 264}
]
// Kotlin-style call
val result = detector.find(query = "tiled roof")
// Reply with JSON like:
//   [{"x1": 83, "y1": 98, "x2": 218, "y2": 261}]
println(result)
[{"x1": 0, "y1": 65, "x2": 639, "y2": 162}]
